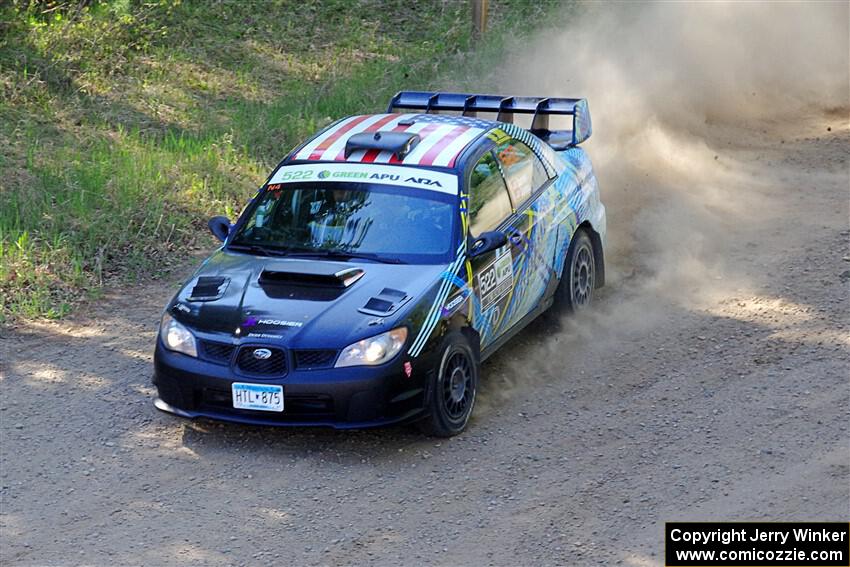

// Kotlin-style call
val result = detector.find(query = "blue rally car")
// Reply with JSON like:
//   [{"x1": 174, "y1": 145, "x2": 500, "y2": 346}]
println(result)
[{"x1": 153, "y1": 91, "x2": 606, "y2": 436}]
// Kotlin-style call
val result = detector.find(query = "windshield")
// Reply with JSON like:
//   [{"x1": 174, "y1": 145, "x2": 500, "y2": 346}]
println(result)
[{"x1": 229, "y1": 182, "x2": 457, "y2": 263}]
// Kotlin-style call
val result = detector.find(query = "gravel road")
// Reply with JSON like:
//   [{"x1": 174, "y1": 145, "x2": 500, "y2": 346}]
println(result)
[{"x1": 2, "y1": 109, "x2": 848, "y2": 565}]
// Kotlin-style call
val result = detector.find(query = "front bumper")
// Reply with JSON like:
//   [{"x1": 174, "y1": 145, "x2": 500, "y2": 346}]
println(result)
[{"x1": 152, "y1": 341, "x2": 429, "y2": 428}]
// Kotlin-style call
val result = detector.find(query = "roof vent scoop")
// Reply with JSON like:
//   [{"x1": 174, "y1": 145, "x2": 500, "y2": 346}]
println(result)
[
  {"x1": 345, "y1": 132, "x2": 421, "y2": 160},
  {"x1": 188, "y1": 276, "x2": 229, "y2": 301},
  {"x1": 359, "y1": 287, "x2": 411, "y2": 316}
]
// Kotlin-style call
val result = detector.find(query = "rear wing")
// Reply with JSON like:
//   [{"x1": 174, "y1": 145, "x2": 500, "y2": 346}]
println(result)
[{"x1": 387, "y1": 91, "x2": 592, "y2": 149}]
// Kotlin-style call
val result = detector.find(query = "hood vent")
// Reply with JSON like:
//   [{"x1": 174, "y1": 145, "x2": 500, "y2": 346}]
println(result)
[
  {"x1": 358, "y1": 287, "x2": 410, "y2": 316},
  {"x1": 259, "y1": 267, "x2": 364, "y2": 289},
  {"x1": 188, "y1": 276, "x2": 229, "y2": 302}
]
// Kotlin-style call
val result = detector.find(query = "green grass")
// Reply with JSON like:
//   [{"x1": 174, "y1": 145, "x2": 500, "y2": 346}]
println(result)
[{"x1": 0, "y1": 0, "x2": 566, "y2": 321}]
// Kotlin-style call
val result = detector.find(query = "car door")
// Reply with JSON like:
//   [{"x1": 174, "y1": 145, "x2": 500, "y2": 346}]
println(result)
[
  {"x1": 466, "y1": 148, "x2": 529, "y2": 350},
  {"x1": 490, "y1": 137, "x2": 558, "y2": 332}
]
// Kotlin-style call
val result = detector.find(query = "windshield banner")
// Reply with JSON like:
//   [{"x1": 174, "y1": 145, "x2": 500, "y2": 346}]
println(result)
[{"x1": 268, "y1": 163, "x2": 458, "y2": 195}]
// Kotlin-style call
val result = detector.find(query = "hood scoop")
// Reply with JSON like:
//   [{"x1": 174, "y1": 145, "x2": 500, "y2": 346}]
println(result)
[
  {"x1": 258, "y1": 264, "x2": 365, "y2": 302},
  {"x1": 358, "y1": 287, "x2": 410, "y2": 316},
  {"x1": 259, "y1": 266, "x2": 364, "y2": 289},
  {"x1": 188, "y1": 276, "x2": 229, "y2": 302}
]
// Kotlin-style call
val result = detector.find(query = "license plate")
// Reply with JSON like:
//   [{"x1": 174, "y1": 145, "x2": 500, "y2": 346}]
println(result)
[{"x1": 231, "y1": 382, "x2": 284, "y2": 412}]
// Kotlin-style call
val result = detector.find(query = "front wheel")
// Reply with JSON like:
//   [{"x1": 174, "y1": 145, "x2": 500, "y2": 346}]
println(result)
[
  {"x1": 556, "y1": 228, "x2": 596, "y2": 313},
  {"x1": 418, "y1": 335, "x2": 478, "y2": 437}
]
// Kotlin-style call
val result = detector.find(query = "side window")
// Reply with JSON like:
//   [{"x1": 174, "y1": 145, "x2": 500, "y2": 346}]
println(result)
[
  {"x1": 468, "y1": 151, "x2": 512, "y2": 236},
  {"x1": 495, "y1": 140, "x2": 550, "y2": 207}
]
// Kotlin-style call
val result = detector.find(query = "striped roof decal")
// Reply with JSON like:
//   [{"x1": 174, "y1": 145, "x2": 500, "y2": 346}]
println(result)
[{"x1": 294, "y1": 114, "x2": 489, "y2": 168}]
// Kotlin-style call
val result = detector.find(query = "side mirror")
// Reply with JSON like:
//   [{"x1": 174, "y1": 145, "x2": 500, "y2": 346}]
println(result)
[
  {"x1": 208, "y1": 216, "x2": 231, "y2": 242},
  {"x1": 469, "y1": 231, "x2": 508, "y2": 258}
]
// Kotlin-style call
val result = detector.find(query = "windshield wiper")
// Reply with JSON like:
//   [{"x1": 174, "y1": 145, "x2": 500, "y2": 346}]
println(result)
[
  {"x1": 228, "y1": 244, "x2": 405, "y2": 264},
  {"x1": 227, "y1": 243, "x2": 290, "y2": 257},
  {"x1": 283, "y1": 249, "x2": 406, "y2": 264}
]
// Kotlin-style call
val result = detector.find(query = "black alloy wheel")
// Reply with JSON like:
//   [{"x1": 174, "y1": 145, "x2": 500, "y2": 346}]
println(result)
[{"x1": 419, "y1": 335, "x2": 478, "y2": 437}]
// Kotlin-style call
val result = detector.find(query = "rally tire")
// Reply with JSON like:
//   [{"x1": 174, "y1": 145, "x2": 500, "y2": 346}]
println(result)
[
  {"x1": 418, "y1": 334, "x2": 478, "y2": 437},
  {"x1": 557, "y1": 228, "x2": 596, "y2": 313}
]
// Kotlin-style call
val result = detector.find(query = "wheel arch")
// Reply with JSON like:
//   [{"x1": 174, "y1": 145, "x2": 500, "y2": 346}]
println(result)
[
  {"x1": 577, "y1": 220, "x2": 605, "y2": 288},
  {"x1": 446, "y1": 313, "x2": 481, "y2": 365}
]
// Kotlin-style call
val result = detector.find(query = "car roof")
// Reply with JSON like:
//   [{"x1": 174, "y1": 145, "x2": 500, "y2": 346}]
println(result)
[{"x1": 288, "y1": 113, "x2": 496, "y2": 169}]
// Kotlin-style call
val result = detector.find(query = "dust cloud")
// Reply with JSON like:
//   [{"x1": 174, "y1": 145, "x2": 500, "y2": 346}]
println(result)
[
  {"x1": 503, "y1": 1, "x2": 848, "y2": 293},
  {"x1": 478, "y1": 1, "x2": 849, "y2": 396}
]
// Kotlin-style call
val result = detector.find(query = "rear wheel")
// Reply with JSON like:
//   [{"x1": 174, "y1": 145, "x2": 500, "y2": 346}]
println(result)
[
  {"x1": 418, "y1": 335, "x2": 478, "y2": 437},
  {"x1": 557, "y1": 228, "x2": 595, "y2": 313}
]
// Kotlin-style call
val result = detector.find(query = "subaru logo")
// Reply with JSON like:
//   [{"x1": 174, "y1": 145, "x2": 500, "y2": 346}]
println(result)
[{"x1": 253, "y1": 348, "x2": 272, "y2": 360}]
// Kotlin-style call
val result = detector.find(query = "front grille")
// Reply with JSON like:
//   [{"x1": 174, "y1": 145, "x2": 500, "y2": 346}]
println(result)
[
  {"x1": 201, "y1": 340, "x2": 236, "y2": 364},
  {"x1": 294, "y1": 349, "x2": 337, "y2": 370},
  {"x1": 236, "y1": 346, "x2": 287, "y2": 376}
]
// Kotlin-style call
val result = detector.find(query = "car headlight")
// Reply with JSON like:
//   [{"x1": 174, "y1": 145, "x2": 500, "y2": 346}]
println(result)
[
  {"x1": 160, "y1": 313, "x2": 198, "y2": 357},
  {"x1": 335, "y1": 327, "x2": 408, "y2": 367}
]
